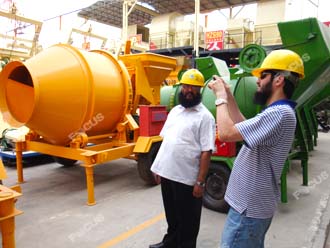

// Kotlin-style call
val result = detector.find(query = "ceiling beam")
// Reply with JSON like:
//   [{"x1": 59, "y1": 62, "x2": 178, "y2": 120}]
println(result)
[{"x1": 134, "y1": 4, "x2": 159, "y2": 16}]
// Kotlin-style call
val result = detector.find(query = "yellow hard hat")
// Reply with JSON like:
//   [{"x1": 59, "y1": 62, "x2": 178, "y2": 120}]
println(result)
[
  {"x1": 180, "y1": 69, "x2": 205, "y2": 87},
  {"x1": 251, "y1": 49, "x2": 305, "y2": 79}
]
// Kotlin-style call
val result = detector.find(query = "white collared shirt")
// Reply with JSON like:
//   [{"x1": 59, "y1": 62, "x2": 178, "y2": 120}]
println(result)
[{"x1": 151, "y1": 103, "x2": 215, "y2": 186}]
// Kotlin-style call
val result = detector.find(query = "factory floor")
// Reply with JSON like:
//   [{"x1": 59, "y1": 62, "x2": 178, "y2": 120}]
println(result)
[{"x1": 1, "y1": 132, "x2": 330, "y2": 248}]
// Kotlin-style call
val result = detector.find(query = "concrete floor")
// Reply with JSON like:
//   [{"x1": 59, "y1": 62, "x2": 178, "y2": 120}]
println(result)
[{"x1": 1, "y1": 132, "x2": 330, "y2": 248}]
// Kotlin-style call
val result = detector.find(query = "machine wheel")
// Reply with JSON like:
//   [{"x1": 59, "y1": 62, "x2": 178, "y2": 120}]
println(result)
[
  {"x1": 52, "y1": 156, "x2": 78, "y2": 167},
  {"x1": 203, "y1": 162, "x2": 231, "y2": 213},
  {"x1": 137, "y1": 142, "x2": 161, "y2": 185},
  {"x1": 239, "y1": 44, "x2": 267, "y2": 73}
]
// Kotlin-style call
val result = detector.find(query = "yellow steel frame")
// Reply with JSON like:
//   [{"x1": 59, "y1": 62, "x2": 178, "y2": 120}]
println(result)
[
  {"x1": 0, "y1": 184, "x2": 22, "y2": 248},
  {"x1": 15, "y1": 139, "x2": 137, "y2": 206},
  {"x1": 14, "y1": 113, "x2": 140, "y2": 206},
  {"x1": 133, "y1": 136, "x2": 163, "y2": 153}
]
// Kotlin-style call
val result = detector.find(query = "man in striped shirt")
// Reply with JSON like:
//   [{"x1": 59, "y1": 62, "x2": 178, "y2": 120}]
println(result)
[{"x1": 208, "y1": 49, "x2": 305, "y2": 248}]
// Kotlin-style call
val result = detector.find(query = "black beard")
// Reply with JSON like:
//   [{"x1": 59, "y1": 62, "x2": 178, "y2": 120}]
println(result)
[
  {"x1": 179, "y1": 91, "x2": 202, "y2": 108},
  {"x1": 253, "y1": 79, "x2": 273, "y2": 106}
]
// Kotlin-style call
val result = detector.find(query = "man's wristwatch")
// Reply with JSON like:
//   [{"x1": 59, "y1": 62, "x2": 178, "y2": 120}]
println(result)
[
  {"x1": 196, "y1": 181, "x2": 205, "y2": 187},
  {"x1": 215, "y1": 98, "x2": 228, "y2": 106}
]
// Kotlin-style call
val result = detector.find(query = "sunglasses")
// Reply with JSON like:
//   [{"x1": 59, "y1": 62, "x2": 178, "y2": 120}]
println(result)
[
  {"x1": 260, "y1": 71, "x2": 275, "y2": 79},
  {"x1": 181, "y1": 84, "x2": 201, "y2": 91}
]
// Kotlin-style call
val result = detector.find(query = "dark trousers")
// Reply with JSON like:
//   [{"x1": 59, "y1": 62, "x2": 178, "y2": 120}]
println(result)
[{"x1": 160, "y1": 177, "x2": 203, "y2": 248}]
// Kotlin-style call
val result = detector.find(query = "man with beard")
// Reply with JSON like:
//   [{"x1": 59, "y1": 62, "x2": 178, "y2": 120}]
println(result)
[
  {"x1": 149, "y1": 69, "x2": 215, "y2": 248},
  {"x1": 208, "y1": 49, "x2": 304, "y2": 248}
]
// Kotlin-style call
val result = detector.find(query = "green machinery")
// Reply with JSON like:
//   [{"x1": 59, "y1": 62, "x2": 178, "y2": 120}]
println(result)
[{"x1": 159, "y1": 17, "x2": 330, "y2": 213}]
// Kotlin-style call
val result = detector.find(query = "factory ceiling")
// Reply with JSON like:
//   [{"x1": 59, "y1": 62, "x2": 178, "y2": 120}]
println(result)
[{"x1": 78, "y1": 0, "x2": 260, "y2": 28}]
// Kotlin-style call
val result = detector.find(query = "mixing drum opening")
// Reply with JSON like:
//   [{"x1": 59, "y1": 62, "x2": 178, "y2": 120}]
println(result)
[{"x1": 5, "y1": 65, "x2": 35, "y2": 124}]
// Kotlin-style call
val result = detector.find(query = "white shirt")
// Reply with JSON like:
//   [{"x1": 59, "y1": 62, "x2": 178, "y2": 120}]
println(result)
[{"x1": 151, "y1": 103, "x2": 215, "y2": 186}]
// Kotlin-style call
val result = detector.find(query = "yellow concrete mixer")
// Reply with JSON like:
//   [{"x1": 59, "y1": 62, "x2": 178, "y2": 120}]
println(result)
[{"x1": 0, "y1": 43, "x2": 177, "y2": 205}]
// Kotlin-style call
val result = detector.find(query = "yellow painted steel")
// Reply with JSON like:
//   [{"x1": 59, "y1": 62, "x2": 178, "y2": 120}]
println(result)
[
  {"x1": 0, "y1": 159, "x2": 7, "y2": 180},
  {"x1": 0, "y1": 184, "x2": 23, "y2": 248},
  {"x1": 119, "y1": 53, "x2": 177, "y2": 113},
  {"x1": 14, "y1": 142, "x2": 24, "y2": 183},
  {"x1": 0, "y1": 44, "x2": 176, "y2": 205},
  {"x1": 0, "y1": 44, "x2": 132, "y2": 146},
  {"x1": 133, "y1": 136, "x2": 163, "y2": 153}
]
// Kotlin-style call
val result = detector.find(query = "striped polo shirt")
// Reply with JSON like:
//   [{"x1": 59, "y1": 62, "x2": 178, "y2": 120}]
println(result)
[{"x1": 225, "y1": 100, "x2": 297, "y2": 219}]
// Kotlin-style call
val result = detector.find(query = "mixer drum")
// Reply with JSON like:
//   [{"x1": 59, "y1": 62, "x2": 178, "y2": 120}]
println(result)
[{"x1": 0, "y1": 44, "x2": 131, "y2": 145}]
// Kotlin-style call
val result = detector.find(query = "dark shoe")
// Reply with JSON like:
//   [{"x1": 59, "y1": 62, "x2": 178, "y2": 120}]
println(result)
[{"x1": 149, "y1": 241, "x2": 165, "y2": 248}]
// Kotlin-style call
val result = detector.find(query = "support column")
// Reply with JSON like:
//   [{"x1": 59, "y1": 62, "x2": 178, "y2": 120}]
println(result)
[
  {"x1": 122, "y1": 0, "x2": 137, "y2": 44},
  {"x1": 280, "y1": 160, "x2": 289, "y2": 203},
  {"x1": 193, "y1": 0, "x2": 200, "y2": 57},
  {"x1": 0, "y1": 185, "x2": 23, "y2": 248},
  {"x1": 302, "y1": 158, "x2": 308, "y2": 186},
  {"x1": 85, "y1": 166, "x2": 96, "y2": 206},
  {"x1": 15, "y1": 142, "x2": 24, "y2": 183},
  {"x1": 1, "y1": 217, "x2": 15, "y2": 248}
]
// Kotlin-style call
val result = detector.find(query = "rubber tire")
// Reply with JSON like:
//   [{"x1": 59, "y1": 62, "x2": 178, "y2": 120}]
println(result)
[
  {"x1": 53, "y1": 156, "x2": 78, "y2": 167},
  {"x1": 137, "y1": 142, "x2": 161, "y2": 185},
  {"x1": 203, "y1": 162, "x2": 231, "y2": 213}
]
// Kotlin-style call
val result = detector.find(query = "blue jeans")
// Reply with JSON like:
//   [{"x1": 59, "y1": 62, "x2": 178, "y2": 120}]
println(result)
[{"x1": 220, "y1": 207, "x2": 272, "y2": 248}]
